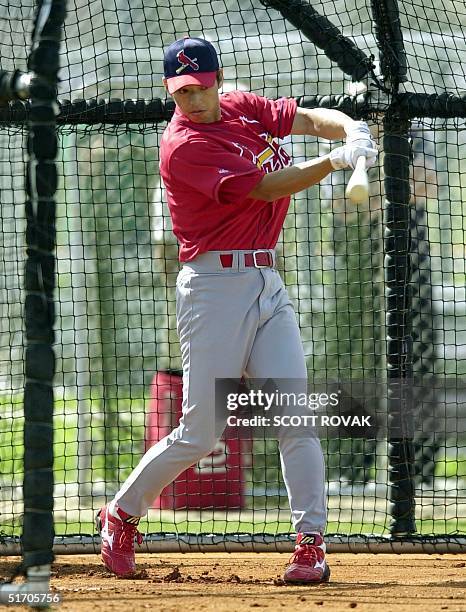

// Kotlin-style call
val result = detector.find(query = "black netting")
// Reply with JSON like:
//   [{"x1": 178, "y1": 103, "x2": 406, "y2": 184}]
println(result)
[{"x1": 0, "y1": 0, "x2": 465, "y2": 548}]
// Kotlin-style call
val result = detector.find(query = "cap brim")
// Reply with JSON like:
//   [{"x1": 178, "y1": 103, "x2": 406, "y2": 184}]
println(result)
[{"x1": 166, "y1": 71, "x2": 218, "y2": 94}]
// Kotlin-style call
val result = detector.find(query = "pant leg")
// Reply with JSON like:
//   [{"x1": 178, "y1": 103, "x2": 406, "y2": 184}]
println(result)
[
  {"x1": 245, "y1": 269, "x2": 327, "y2": 534},
  {"x1": 115, "y1": 266, "x2": 263, "y2": 516}
]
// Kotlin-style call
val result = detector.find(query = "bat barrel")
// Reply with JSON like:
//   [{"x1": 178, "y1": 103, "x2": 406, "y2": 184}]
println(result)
[{"x1": 346, "y1": 155, "x2": 369, "y2": 204}]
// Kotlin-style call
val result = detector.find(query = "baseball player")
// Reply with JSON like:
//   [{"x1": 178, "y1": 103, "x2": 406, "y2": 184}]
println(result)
[{"x1": 97, "y1": 37, "x2": 377, "y2": 583}]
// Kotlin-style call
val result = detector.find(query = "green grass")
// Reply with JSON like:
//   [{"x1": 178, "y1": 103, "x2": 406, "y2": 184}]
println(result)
[
  {"x1": 3, "y1": 519, "x2": 465, "y2": 538},
  {"x1": 51, "y1": 518, "x2": 466, "y2": 538},
  {"x1": 435, "y1": 457, "x2": 466, "y2": 478}
]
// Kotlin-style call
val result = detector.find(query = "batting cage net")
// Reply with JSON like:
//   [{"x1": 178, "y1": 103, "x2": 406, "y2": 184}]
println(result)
[{"x1": 0, "y1": 0, "x2": 465, "y2": 556}]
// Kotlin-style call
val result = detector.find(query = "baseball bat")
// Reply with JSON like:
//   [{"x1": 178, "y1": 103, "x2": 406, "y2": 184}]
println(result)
[{"x1": 346, "y1": 155, "x2": 369, "y2": 204}]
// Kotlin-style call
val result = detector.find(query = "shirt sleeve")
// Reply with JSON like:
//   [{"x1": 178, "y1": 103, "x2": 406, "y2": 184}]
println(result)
[
  {"x1": 240, "y1": 92, "x2": 298, "y2": 138},
  {"x1": 168, "y1": 139, "x2": 264, "y2": 205}
]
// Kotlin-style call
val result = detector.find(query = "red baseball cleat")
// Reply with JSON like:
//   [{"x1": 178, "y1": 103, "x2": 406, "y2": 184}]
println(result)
[
  {"x1": 283, "y1": 533, "x2": 331, "y2": 584},
  {"x1": 96, "y1": 503, "x2": 143, "y2": 577}
]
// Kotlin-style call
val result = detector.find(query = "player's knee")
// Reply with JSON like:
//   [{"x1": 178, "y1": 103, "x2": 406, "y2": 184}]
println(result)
[
  {"x1": 278, "y1": 432, "x2": 320, "y2": 450},
  {"x1": 193, "y1": 436, "x2": 219, "y2": 459},
  {"x1": 175, "y1": 434, "x2": 219, "y2": 462}
]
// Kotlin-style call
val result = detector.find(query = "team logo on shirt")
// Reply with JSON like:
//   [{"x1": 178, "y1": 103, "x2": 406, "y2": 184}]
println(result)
[
  {"x1": 233, "y1": 133, "x2": 291, "y2": 174},
  {"x1": 176, "y1": 50, "x2": 200, "y2": 73}
]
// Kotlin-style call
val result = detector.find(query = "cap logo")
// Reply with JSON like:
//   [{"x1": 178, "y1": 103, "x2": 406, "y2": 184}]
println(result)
[{"x1": 176, "y1": 50, "x2": 199, "y2": 74}]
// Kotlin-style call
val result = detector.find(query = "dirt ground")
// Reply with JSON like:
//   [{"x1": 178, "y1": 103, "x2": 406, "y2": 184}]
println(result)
[{"x1": 0, "y1": 553, "x2": 465, "y2": 611}]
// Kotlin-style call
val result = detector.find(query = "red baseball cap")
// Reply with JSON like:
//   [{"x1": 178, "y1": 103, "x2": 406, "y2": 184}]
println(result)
[{"x1": 163, "y1": 37, "x2": 219, "y2": 94}]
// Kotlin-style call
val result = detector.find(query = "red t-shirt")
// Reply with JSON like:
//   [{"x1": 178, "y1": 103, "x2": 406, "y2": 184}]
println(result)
[{"x1": 159, "y1": 90, "x2": 297, "y2": 262}]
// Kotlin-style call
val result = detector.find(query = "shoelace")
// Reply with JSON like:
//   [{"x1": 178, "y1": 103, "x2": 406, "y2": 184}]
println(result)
[
  {"x1": 290, "y1": 544, "x2": 319, "y2": 565},
  {"x1": 118, "y1": 522, "x2": 143, "y2": 551}
]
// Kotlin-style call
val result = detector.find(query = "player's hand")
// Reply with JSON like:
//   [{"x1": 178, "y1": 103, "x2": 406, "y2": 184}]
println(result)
[
  {"x1": 345, "y1": 121, "x2": 377, "y2": 151},
  {"x1": 329, "y1": 144, "x2": 378, "y2": 170}
]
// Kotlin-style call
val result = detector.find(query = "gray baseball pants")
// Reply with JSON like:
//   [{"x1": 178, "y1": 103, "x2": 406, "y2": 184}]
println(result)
[{"x1": 114, "y1": 249, "x2": 327, "y2": 534}]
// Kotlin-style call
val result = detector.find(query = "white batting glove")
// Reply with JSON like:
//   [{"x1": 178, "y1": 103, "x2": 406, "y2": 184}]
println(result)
[
  {"x1": 345, "y1": 121, "x2": 377, "y2": 150},
  {"x1": 328, "y1": 144, "x2": 378, "y2": 170}
]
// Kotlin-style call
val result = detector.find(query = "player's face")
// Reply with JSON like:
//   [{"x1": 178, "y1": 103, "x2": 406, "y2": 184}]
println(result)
[{"x1": 168, "y1": 72, "x2": 223, "y2": 124}]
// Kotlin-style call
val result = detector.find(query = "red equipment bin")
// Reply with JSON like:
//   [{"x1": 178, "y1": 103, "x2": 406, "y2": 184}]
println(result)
[{"x1": 146, "y1": 370, "x2": 247, "y2": 509}]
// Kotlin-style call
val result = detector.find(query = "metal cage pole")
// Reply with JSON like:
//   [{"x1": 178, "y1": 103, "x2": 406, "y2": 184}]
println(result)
[
  {"x1": 0, "y1": 0, "x2": 66, "y2": 602},
  {"x1": 384, "y1": 113, "x2": 416, "y2": 535},
  {"x1": 371, "y1": 0, "x2": 417, "y2": 535}
]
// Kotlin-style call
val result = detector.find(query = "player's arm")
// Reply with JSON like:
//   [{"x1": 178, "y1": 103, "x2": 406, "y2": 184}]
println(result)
[
  {"x1": 290, "y1": 107, "x2": 357, "y2": 139},
  {"x1": 290, "y1": 108, "x2": 377, "y2": 156},
  {"x1": 247, "y1": 146, "x2": 377, "y2": 202},
  {"x1": 248, "y1": 156, "x2": 334, "y2": 201},
  {"x1": 247, "y1": 107, "x2": 378, "y2": 201}
]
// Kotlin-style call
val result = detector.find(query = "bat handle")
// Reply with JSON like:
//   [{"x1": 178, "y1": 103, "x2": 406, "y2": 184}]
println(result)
[
  {"x1": 346, "y1": 155, "x2": 369, "y2": 204},
  {"x1": 355, "y1": 154, "x2": 366, "y2": 173}
]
